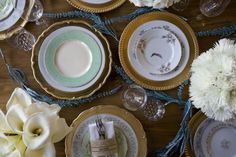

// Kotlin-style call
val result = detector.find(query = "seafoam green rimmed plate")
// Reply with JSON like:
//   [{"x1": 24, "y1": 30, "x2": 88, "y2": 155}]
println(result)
[{"x1": 45, "y1": 30, "x2": 101, "y2": 87}]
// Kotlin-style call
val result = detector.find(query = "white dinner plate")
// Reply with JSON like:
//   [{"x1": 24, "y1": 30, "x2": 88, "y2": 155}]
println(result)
[
  {"x1": 128, "y1": 20, "x2": 190, "y2": 81},
  {"x1": 71, "y1": 114, "x2": 138, "y2": 157},
  {"x1": 80, "y1": 0, "x2": 112, "y2": 4},
  {"x1": 194, "y1": 118, "x2": 236, "y2": 157},
  {"x1": 38, "y1": 26, "x2": 105, "y2": 92},
  {"x1": 135, "y1": 28, "x2": 182, "y2": 75},
  {"x1": 0, "y1": 0, "x2": 25, "y2": 32}
]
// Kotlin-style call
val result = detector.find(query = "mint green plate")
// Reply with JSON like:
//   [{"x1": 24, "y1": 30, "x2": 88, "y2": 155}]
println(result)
[{"x1": 45, "y1": 30, "x2": 102, "y2": 87}]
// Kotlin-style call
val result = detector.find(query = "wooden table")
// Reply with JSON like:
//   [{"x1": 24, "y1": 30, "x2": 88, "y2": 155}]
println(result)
[{"x1": 1, "y1": 0, "x2": 236, "y2": 156}]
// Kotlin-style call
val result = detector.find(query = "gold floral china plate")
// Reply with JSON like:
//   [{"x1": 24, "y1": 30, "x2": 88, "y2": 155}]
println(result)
[
  {"x1": 0, "y1": 0, "x2": 34, "y2": 40},
  {"x1": 65, "y1": 105, "x2": 147, "y2": 157},
  {"x1": 31, "y1": 20, "x2": 112, "y2": 100},
  {"x1": 119, "y1": 12, "x2": 199, "y2": 90},
  {"x1": 66, "y1": 0, "x2": 126, "y2": 13},
  {"x1": 185, "y1": 111, "x2": 207, "y2": 157}
]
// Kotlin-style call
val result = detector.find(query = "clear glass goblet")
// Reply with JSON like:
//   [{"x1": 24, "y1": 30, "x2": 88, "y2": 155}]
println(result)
[
  {"x1": 28, "y1": 0, "x2": 44, "y2": 25},
  {"x1": 7, "y1": 26, "x2": 35, "y2": 51},
  {"x1": 200, "y1": 0, "x2": 231, "y2": 17},
  {"x1": 122, "y1": 84, "x2": 147, "y2": 111},
  {"x1": 122, "y1": 84, "x2": 166, "y2": 121}
]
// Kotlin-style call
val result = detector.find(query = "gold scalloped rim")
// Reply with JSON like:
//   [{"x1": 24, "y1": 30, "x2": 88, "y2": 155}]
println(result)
[
  {"x1": 66, "y1": 0, "x2": 126, "y2": 13},
  {"x1": 65, "y1": 105, "x2": 147, "y2": 157},
  {"x1": 119, "y1": 12, "x2": 199, "y2": 91},
  {"x1": 185, "y1": 111, "x2": 207, "y2": 157},
  {"x1": 31, "y1": 20, "x2": 112, "y2": 100},
  {"x1": 0, "y1": 0, "x2": 34, "y2": 40}
]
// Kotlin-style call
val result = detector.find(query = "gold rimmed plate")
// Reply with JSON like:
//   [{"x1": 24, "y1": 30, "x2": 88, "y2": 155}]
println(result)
[
  {"x1": 0, "y1": 0, "x2": 34, "y2": 40},
  {"x1": 119, "y1": 12, "x2": 199, "y2": 90},
  {"x1": 66, "y1": 0, "x2": 126, "y2": 13},
  {"x1": 65, "y1": 105, "x2": 147, "y2": 157},
  {"x1": 185, "y1": 111, "x2": 207, "y2": 157},
  {"x1": 31, "y1": 20, "x2": 112, "y2": 100}
]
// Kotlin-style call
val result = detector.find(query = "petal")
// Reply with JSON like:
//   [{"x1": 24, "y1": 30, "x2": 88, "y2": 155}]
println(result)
[
  {"x1": 6, "y1": 88, "x2": 32, "y2": 110},
  {"x1": 51, "y1": 118, "x2": 71, "y2": 143},
  {"x1": 23, "y1": 113, "x2": 51, "y2": 150},
  {"x1": 6, "y1": 106, "x2": 28, "y2": 134},
  {"x1": 0, "y1": 110, "x2": 12, "y2": 132},
  {"x1": 25, "y1": 102, "x2": 61, "y2": 116},
  {"x1": 0, "y1": 136, "x2": 13, "y2": 155},
  {"x1": 25, "y1": 143, "x2": 55, "y2": 157},
  {"x1": 7, "y1": 149, "x2": 21, "y2": 157}
]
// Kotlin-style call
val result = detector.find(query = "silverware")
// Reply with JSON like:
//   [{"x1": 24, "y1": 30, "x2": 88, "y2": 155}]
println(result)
[{"x1": 95, "y1": 118, "x2": 108, "y2": 157}]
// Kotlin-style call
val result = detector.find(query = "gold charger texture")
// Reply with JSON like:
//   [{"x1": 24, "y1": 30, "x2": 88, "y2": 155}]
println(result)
[
  {"x1": 31, "y1": 20, "x2": 112, "y2": 100},
  {"x1": 66, "y1": 0, "x2": 126, "y2": 13},
  {"x1": 185, "y1": 111, "x2": 207, "y2": 157},
  {"x1": 65, "y1": 105, "x2": 147, "y2": 157},
  {"x1": 119, "y1": 12, "x2": 199, "y2": 90},
  {"x1": 0, "y1": 0, "x2": 34, "y2": 40}
]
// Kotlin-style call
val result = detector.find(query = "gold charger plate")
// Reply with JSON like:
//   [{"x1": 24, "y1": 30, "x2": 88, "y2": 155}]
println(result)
[
  {"x1": 119, "y1": 12, "x2": 199, "y2": 90},
  {"x1": 31, "y1": 20, "x2": 112, "y2": 100},
  {"x1": 185, "y1": 111, "x2": 207, "y2": 157},
  {"x1": 65, "y1": 105, "x2": 147, "y2": 157},
  {"x1": 66, "y1": 0, "x2": 126, "y2": 13},
  {"x1": 0, "y1": 0, "x2": 34, "y2": 40}
]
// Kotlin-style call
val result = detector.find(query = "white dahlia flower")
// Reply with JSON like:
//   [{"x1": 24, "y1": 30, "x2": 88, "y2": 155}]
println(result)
[
  {"x1": 129, "y1": 0, "x2": 181, "y2": 8},
  {"x1": 190, "y1": 39, "x2": 236, "y2": 121}
]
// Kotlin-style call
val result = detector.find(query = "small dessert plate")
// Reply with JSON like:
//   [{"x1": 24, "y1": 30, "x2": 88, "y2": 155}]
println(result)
[{"x1": 135, "y1": 28, "x2": 182, "y2": 75}]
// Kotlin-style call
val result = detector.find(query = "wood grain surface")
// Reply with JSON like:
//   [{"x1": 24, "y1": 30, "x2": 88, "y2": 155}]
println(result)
[{"x1": 0, "y1": 0, "x2": 236, "y2": 156}]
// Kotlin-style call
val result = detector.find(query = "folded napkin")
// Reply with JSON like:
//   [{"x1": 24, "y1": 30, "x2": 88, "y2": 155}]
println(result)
[{"x1": 89, "y1": 121, "x2": 118, "y2": 157}]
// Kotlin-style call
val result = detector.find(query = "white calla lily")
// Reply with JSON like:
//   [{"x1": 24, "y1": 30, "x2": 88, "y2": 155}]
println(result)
[
  {"x1": 0, "y1": 133, "x2": 26, "y2": 157},
  {"x1": 0, "y1": 88, "x2": 70, "y2": 157},
  {"x1": 0, "y1": 110, "x2": 11, "y2": 132},
  {"x1": 25, "y1": 102, "x2": 61, "y2": 116},
  {"x1": 6, "y1": 88, "x2": 32, "y2": 110},
  {"x1": 25, "y1": 143, "x2": 55, "y2": 157},
  {"x1": 51, "y1": 118, "x2": 71, "y2": 143},
  {"x1": 23, "y1": 113, "x2": 51, "y2": 150},
  {"x1": 6, "y1": 106, "x2": 28, "y2": 134}
]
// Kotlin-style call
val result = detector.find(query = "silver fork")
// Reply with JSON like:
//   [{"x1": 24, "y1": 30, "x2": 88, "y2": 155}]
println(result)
[
  {"x1": 95, "y1": 118, "x2": 108, "y2": 157},
  {"x1": 97, "y1": 118, "x2": 106, "y2": 139}
]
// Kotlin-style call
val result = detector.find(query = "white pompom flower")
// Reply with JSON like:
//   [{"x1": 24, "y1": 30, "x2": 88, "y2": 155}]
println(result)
[
  {"x1": 129, "y1": 0, "x2": 181, "y2": 8},
  {"x1": 190, "y1": 39, "x2": 236, "y2": 121}
]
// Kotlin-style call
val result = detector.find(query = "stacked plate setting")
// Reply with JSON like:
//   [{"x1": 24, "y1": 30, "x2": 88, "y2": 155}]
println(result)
[
  {"x1": 0, "y1": 0, "x2": 34, "y2": 40},
  {"x1": 66, "y1": 0, "x2": 126, "y2": 13},
  {"x1": 65, "y1": 105, "x2": 147, "y2": 157},
  {"x1": 187, "y1": 112, "x2": 236, "y2": 157},
  {"x1": 32, "y1": 20, "x2": 112, "y2": 99},
  {"x1": 119, "y1": 12, "x2": 199, "y2": 90}
]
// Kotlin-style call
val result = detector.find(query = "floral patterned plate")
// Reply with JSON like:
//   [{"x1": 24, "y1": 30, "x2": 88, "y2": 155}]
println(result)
[
  {"x1": 135, "y1": 28, "x2": 182, "y2": 76},
  {"x1": 194, "y1": 118, "x2": 236, "y2": 157},
  {"x1": 119, "y1": 12, "x2": 199, "y2": 90},
  {"x1": 65, "y1": 105, "x2": 147, "y2": 157}
]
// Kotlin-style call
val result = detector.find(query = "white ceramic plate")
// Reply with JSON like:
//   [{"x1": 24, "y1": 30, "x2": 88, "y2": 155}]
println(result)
[
  {"x1": 80, "y1": 0, "x2": 112, "y2": 4},
  {"x1": 0, "y1": 0, "x2": 25, "y2": 31},
  {"x1": 194, "y1": 118, "x2": 236, "y2": 157},
  {"x1": 128, "y1": 20, "x2": 190, "y2": 81},
  {"x1": 38, "y1": 26, "x2": 105, "y2": 92},
  {"x1": 72, "y1": 114, "x2": 138, "y2": 157},
  {"x1": 135, "y1": 28, "x2": 182, "y2": 75}
]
